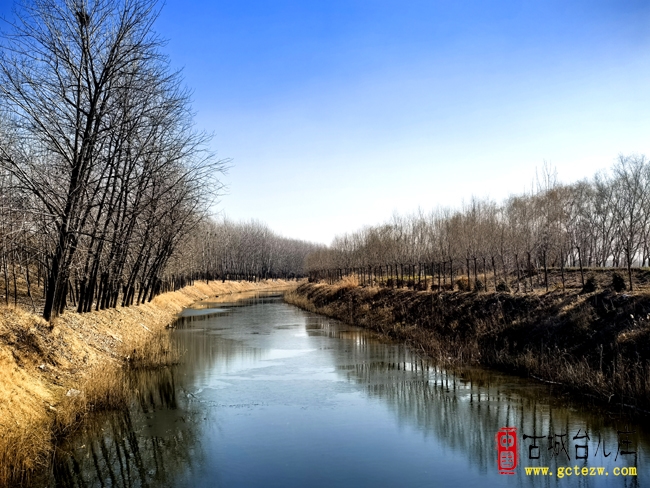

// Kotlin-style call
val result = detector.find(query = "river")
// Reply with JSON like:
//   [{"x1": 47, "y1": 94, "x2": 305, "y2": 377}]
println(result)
[{"x1": 43, "y1": 291, "x2": 649, "y2": 487}]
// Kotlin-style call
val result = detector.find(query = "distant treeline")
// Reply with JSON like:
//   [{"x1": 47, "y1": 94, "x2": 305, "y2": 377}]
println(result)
[
  {"x1": 307, "y1": 156, "x2": 650, "y2": 292},
  {"x1": 168, "y1": 218, "x2": 323, "y2": 283},
  {"x1": 0, "y1": 0, "x2": 317, "y2": 320}
]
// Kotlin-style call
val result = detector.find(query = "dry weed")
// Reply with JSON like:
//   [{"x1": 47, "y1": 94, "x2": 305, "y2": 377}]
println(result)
[{"x1": 336, "y1": 274, "x2": 359, "y2": 289}]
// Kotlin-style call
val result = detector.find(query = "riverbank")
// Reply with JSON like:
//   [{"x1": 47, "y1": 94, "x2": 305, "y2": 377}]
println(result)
[
  {"x1": 286, "y1": 281, "x2": 650, "y2": 413},
  {"x1": 0, "y1": 279, "x2": 296, "y2": 487}
]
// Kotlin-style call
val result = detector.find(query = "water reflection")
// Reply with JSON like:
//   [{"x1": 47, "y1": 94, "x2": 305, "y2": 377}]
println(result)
[
  {"x1": 308, "y1": 313, "x2": 647, "y2": 486},
  {"x1": 44, "y1": 293, "x2": 649, "y2": 487},
  {"x1": 46, "y1": 368, "x2": 205, "y2": 488}
]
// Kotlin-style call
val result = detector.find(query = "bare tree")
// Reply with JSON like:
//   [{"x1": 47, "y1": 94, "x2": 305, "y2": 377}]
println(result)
[
  {"x1": 305, "y1": 155, "x2": 650, "y2": 294},
  {"x1": 611, "y1": 154, "x2": 650, "y2": 290},
  {"x1": 0, "y1": 0, "x2": 226, "y2": 318}
]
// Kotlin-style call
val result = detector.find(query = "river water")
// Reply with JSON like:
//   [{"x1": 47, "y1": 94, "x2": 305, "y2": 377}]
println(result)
[{"x1": 45, "y1": 291, "x2": 649, "y2": 487}]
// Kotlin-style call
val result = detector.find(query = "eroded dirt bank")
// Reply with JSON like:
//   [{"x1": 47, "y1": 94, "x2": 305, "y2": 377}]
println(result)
[
  {"x1": 286, "y1": 282, "x2": 650, "y2": 412},
  {"x1": 0, "y1": 280, "x2": 295, "y2": 487}
]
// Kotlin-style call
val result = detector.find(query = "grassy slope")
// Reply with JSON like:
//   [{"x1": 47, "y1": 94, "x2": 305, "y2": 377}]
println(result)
[
  {"x1": 286, "y1": 281, "x2": 650, "y2": 411},
  {"x1": 0, "y1": 279, "x2": 295, "y2": 487}
]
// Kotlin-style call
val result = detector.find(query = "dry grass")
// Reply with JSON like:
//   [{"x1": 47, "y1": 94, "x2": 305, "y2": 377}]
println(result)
[
  {"x1": 51, "y1": 362, "x2": 130, "y2": 438},
  {"x1": 284, "y1": 290, "x2": 317, "y2": 313},
  {"x1": 124, "y1": 330, "x2": 181, "y2": 369},
  {"x1": 0, "y1": 279, "x2": 296, "y2": 487},
  {"x1": 336, "y1": 274, "x2": 359, "y2": 289},
  {"x1": 0, "y1": 307, "x2": 55, "y2": 484}
]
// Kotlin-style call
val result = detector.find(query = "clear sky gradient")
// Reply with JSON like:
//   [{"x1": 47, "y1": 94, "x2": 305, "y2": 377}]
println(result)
[{"x1": 3, "y1": 0, "x2": 650, "y2": 244}]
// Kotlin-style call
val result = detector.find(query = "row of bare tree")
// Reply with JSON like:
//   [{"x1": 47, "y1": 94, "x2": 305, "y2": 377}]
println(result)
[
  {"x1": 0, "y1": 0, "x2": 227, "y2": 319},
  {"x1": 0, "y1": 0, "x2": 315, "y2": 320},
  {"x1": 166, "y1": 218, "x2": 323, "y2": 283},
  {"x1": 306, "y1": 155, "x2": 650, "y2": 291}
]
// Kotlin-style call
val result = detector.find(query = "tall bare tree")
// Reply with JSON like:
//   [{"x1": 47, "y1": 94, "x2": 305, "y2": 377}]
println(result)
[{"x1": 0, "y1": 0, "x2": 225, "y2": 319}]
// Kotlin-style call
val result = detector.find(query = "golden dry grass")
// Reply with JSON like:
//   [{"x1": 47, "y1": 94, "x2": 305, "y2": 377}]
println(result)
[
  {"x1": 0, "y1": 279, "x2": 295, "y2": 487},
  {"x1": 335, "y1": 274, "x2": 359, "y2": 289}
]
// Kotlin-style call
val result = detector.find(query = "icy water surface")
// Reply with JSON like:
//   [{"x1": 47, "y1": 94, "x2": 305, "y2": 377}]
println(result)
[{"x1": 45, "y1": 292, "x2": 649, "y2": 487}]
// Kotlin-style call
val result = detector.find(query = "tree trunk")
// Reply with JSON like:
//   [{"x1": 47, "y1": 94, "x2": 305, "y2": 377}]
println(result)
[{"x1": 577, "y1": 246, "x2": 585, "y2": 287}]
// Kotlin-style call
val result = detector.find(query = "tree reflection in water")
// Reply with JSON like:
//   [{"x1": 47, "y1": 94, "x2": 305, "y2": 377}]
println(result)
[
  {"x1": 46, "y1": 367, "x2": 204, "y2": 488},
  {"x1": 317, "y1": 316, "x2": 645, "y2": 485}
]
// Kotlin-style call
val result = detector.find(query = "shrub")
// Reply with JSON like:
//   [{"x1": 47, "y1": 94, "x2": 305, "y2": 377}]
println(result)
[
  {"x1": 474, "y1": 279, "x2": 485, "y2": 292},
  {"x1": 415, "y1": 282, "x2": 428, "y2": 291},
  {"x1": 496, "y1": 281, "x2": 510, "y2": 292},
  {"x1": 581, "y1": 276, "x2": 597, "y2": 294},
  {"x1": 337, "y1": 274, "x2": 359, "y2": 289},
  {"x1": 456, "y1": 277, "x2": 470, "y2": 291},
  {"x1": 612, "y1": 272, "x2": 626, "y2": 292}
]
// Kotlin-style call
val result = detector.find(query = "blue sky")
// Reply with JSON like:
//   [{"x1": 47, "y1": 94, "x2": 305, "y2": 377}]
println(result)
[{"x1": 3, "y1": 0, "x2": 650, "y2": 244}]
